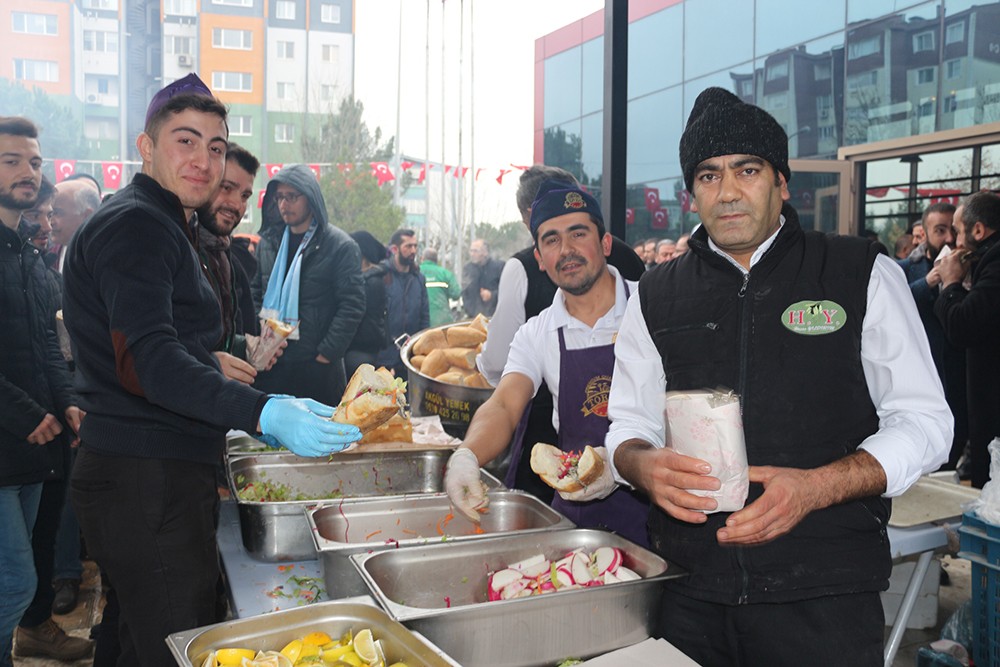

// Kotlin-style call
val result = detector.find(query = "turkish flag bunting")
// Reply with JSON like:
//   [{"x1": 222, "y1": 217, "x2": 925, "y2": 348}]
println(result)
[
  {"x1": 510, "y1": 163, "x2": 529, "y2": 170},
  {"x1": 417, "y1": 163, "x2": 434, "y2": 185},
  {"x1": 371, "y1": 162, "x2": 395, "y2": 187},
  {"x1": 678, "y1": 190, "x2": 691, "y2": 213},
  {"x1": 337, "y1": 163, "x2": 352, "y2": 174},
  {"x1": 308, "y1": 164, "x2": 321, "y2": 180},
  {"x1": 644, "y1": 187, "x2": 661, "y2": 213},
  {"x1": 102, "y1": 162, "x2": 123, "y2": 190},
  {"x1": 453, "y1": 167, "x2": 468, "y2": 179},
  {"x1": 401, "y1": 161, "x2": 414, "y2": 171},
  {"x1": 444, "y1": 165, "x2": 453, "y2": 175},
  {"x1": 257, "y1": 190, "x2": 266, "y2": 209},
  {"x1": 625, "y1": 208, "x2": 635, "y2": 225},
  {"x1": 652, "y1": 208, "x2": 669, "y2": 229},
  {"x1": 54, "y1": 160, "x2": 76, "y2": 183},
  {"x1": 496, "y1": 168, "x2": 512, "y2": 184},
  {"x1": 265, "y1": 163, "x2": 283, "y2": 178},
  {"x1": 475, "y1": 168, "x2": 484, "y2": 181}
]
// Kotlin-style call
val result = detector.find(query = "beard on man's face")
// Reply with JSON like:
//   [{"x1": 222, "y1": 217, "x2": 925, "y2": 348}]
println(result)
[
  {"x1": 0, "y1": 181, "x2": 39, "y2": 211},
  {"x1": 201, "y1": 202, "x2": 242, "y2": 237}
]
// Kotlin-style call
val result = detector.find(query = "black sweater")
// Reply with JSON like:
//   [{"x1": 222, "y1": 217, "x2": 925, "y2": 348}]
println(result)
[{"x1": 62, "y1": 174, "x2": 268, "y2": 464}]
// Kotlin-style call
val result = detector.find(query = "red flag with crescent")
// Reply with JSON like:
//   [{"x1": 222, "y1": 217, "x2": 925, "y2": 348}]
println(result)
[
  {"x1": 308, "y1": 164, "x2": 321, "y2": 180},
  {"x1": 55, "y1": 160, "x2": 76, "y2": 183},
  {"x1": 644, "y1": 187, "x2": 661, "y2": 213},
  {"x1": 102, "y1": 162, "x2": 123, "y2": 190},
  {"x1": 371, "y1": 162, "x2": 395, "y2": 187},
  {"x1": 652, "y1": 208, "x2": 669, "y2": 229},
  {"x1": 625, "y1": 208, "x2": 635, "y2": 225},
  {"x1": 418, "y1": 163, "x2": 435, "y2": 185},
  {"x1": 257, "y1": 190, "x2": 266, "y2": 209},
  {"x1": 678, "y1": 190, "x2": 691, "y2": 213},
  {"x1": 401, "y1": 161, "x2": 414, "y2": 171},
  {"x1": 265, "y1": 163, "x2": 283, "y2": 178}
]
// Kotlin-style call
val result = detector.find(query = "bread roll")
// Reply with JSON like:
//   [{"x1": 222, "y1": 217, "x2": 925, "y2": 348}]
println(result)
[
  {"x1": 446, "y1": 326, "x2": 487, "y2": 347},
  {"x1": 443, "y1": 347, "x2": 477, "y2": 370},
  {"x1": 469, "y1": 313, "x2": 489, "y2": 334},
  {"x1": 420, "y1": 349, "x2": 450, "y2": 378},
  {"x1": 413, "y1": 329, "x2": 448, "y2": 356},
  {"x1": 434, "y1": 371, "x2": 467, "y2": 385},
  {"x1": 359, "y1": 414, "x2": 413, "y2": 444},
  {"x1": 464, "y1": 372, "x2": 493, "y2": 389},
  {"x1": 530, "y1": 443, "x2": 605, "y2": 492},
  {"x1": 410, "y1": 354, "x2": 426, "y2": 370}
]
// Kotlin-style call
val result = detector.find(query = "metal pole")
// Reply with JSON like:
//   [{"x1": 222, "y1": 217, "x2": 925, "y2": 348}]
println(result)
[
  {"x1": 457, "y1": 0, "x2": 464, "y2": 248},
  {"x1": 601, "y1": 0, "x2": 628, "y2": 241},
  {"x1": 393, "y1": 0, "x2": 403, "y2": 205},
  {"x1": 468, "y1": 0, "x2": 475, "y2": 246},
  {"x1": 425, "y1": 0, "x2": 431, "y2": 234},
  {"x1": 441, "y1": 2, "x2": 450, "y2": 270}
]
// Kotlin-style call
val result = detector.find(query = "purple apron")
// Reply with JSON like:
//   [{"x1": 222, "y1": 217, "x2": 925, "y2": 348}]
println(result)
[{"x1": 550, "y1": 304, "x2": 651, "y2": 548}]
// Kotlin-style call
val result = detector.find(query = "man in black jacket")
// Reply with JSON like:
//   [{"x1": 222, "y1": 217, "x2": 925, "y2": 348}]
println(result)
[
  {"x1": 63, "y1": 76, "x2": 360, "y2": 667},
  {"x1": 462, "y1": 239, "x2": 503, "y2": 317},
  {"x1": 606, "y1": 88, "x2": 951, "y2": 667},
  {"x1": 252, "y1": 164, "x2": 365, "y2": 404},
  {"x1": 0, "y1": 116, "x2": 86, "y2": 666},
  {"x1": 936, "y1": 191, "x2": 1000, "y2": 489},
  {"x1": 376, "y1": 228, "x2": 429, "y2": 378}
]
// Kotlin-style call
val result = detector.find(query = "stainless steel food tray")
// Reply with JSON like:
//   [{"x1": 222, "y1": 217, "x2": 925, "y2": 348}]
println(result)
[
  {"x1": 310, "y1": 490, "x2": 574, "y2": 600},
  {"x1": 228, "y1": 450, "x2": 503, "y2": 562},
  {"x1": 352, "y1": 528, "x2": 684, "y2": 667},
  {"x1": 166, "y1": 598, "x2": 457, "y2": 667}
]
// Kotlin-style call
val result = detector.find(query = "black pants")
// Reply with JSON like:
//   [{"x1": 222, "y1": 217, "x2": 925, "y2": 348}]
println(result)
[
  {"x1": 255, "y1": 356, "x2": 345, "y2": 407},
  {"x1": 71, "y1": 448, "x2": 220, "y2": 667},
  {"x1": 657, "y1": 589, "x2": 884, "y2": 667},
  {"x1": 18, "y1": 474, "x2": 67, "y2": 628}
]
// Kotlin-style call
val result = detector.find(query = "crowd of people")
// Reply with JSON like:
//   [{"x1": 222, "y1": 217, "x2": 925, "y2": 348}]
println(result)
[{"x1": 1, "y1": 72, "x2": 998, "y2": 667}]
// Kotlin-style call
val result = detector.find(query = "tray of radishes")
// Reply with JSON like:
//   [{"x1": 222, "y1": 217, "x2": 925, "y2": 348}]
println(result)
[{"x1": 349, "y1": 528, "x2": 685, "y2": 667}]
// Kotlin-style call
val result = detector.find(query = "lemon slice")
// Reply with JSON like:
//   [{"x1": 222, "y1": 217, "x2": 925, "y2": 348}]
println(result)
[
  {"x1": 352, "y1": 629, "x2": 377, "y2": 665},
  {"x1": 299, "y1": 643, "x2": 321, "y2": 662},
  {"x1": 321, "y1": 643, "x2": 354, "y2": 662},
  {"x1": 215, "y1": 648, "x2": 256, "y2": 665},
  {"x1": 336, "y1": 653, "x2": 363, "y2": 667},
  {"x1": 302, "y1": 632, "x2": 332, "y2": 646},
  {"x1": 280, "y1": 639, "x2": 303, "y2": 664}
]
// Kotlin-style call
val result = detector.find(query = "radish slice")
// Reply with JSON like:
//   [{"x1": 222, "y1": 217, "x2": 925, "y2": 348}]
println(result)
[
  {"x1": 592, "y1": 547, "x2": 622, "y2": 575},
  {"x1": 500, "y1": 578, "x2": 528, "y2": 599},
  {"x1": 603, "y1": 569, "x2": 621, "y2": 584},
  {"x1": 539, "y1": 581, "x2": 556, "y2": 593},
  {"x1": 490, "y1": 568, "x2": 523, "y2": 593},
  {"x1": 518, "y1": 559, "x2": 551, "y2": 579},
  {"x1": 571, "y1": 552, "x2": 593, "y2": 585},
  {"x1": 554, "y1": 565, "x2": 575, "y2": 587},
  {"x1": 615, "y1": 566, "x2": 640, "y2": 581},
  {"x1": 509, "y1": 554, "x2": 546, "y2": 572}
]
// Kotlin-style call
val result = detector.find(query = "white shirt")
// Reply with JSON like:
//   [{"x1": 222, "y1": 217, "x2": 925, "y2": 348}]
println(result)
[
  {"x1": 606, "y1": 229, "x2": 953, "y2": 498},
  {"x1": 504, "y1": 266, "x2": 637, "y2": 434},
  {"x1": 477, "y1": 256, "x2": 530, "y2": 386}
]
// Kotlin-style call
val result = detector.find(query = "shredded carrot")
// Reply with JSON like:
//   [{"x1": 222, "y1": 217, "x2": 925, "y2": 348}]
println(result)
[
  {"x1": 473, "y1": 525, "x2": 485, "y2": 535},
  {"x1": 436, "y1": 519, "x2": 444, "y2": 536},
  {"x1": 396, "y1": 518, "x2": 401, "y2": 525},
  {"x1": 365, "y1": 529, "x2": 383, "y2": 540},
  {"x1": 401, "y1": 528, "x2": 419, "y2": 536}
]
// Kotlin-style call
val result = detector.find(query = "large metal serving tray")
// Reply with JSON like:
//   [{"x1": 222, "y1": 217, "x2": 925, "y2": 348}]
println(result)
[
  {"x1": 228, "y1": 450, "x2": 503, "y2": 562},
  {"x1": 166, "y1": 598, "x2": 457, "y2": 667},
  {"x1": 310, "y1": 490, "x2": 574, "y2": 600},
  {"x1": 352, "y1": 528, "x2": 684, "y2": 667},
  {"x1": 226, "y1": 432, "x2": 286, "y2": 456}
]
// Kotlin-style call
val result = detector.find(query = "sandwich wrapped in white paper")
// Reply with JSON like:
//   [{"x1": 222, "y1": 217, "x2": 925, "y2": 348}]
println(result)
[{"x1": 664, "y1": 389, "x2": 749, "y2": 513}]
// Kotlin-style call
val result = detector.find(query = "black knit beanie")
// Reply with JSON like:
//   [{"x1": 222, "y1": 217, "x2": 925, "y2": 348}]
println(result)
[{"x1": 679, "y1": 87, "x2": 790, "y2": 192}]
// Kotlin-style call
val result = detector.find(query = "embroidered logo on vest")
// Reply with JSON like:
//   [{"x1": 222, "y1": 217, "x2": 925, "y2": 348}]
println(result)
[
  {"x1": 781, "y1": 300, "x2": 847, "y2": 335},
  {"x1": 581, "y1": 374, "x2": 612, "y2": 417}
]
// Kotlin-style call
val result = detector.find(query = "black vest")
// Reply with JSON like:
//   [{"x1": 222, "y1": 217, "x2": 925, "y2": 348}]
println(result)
[{"x1": 639, "y1": 204, "x2": 889, "y2": 604}]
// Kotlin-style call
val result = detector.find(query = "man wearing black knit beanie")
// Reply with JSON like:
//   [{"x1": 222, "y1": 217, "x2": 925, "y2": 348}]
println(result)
[{"x1": 604, "y1": 87, "x2": 952, "y2": 666}]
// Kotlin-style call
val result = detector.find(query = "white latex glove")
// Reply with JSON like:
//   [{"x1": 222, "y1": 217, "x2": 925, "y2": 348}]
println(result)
[
  {"x1": 558, "y1": 446, "x2": 618, "y2": 502},
  {"x1": 445, "y1": 447, "x2": 489, "y2": 522}
]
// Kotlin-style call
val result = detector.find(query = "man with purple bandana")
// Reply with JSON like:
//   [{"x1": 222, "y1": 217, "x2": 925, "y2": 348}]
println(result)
[{"x1": 443, "y1": 180, "x2": 649, "y2": 546}]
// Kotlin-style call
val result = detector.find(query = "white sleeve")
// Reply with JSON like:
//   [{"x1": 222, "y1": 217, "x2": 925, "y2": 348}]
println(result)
[
  {"x1": 606, "y1": 290, "x2": 667, "y2": 484},
  {"x1": 500, "y1": 318, "x2": 543, "y2": 396},
  {"x1": 477, "y1": 258, "x2": 528, "y2": 387},
  {"x1": 858, "y1": 254, "x2": 953, "y2": 497}
]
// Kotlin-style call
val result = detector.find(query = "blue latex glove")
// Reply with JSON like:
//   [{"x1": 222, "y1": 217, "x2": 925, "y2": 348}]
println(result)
[{"x1": 258, "y1": 396, "x2": 361, "y2": 457}]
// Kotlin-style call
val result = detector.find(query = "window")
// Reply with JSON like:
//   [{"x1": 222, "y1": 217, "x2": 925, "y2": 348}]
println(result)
[
  {"x1": 212, "y1": 71, "x2": 252, "y2": 92},
  {"x1": 83, "y1": 30, "x2": 118, "y2": 53},
  {"x1": 96, "y1": 77, "x2": 110, "y2": 94},
  {"x1": 918, "y1": 100, "x2": 934, "y2": 117},
  {"x1": 320, "y1": 3, "x2": 340, "y2": 23},
  {"x1": 275, "y1": 1, "x2": 295, "y2": 19},
  {"x1": 818, "y1": 126, "x2": 835, "y2": 140},
  {"x1": 165, "y1": 35, "x2": 193, "y2": 55},
  {"x1": 230, "y1": 115, "x2": 252, "y2": 136},
  {"x1": 817, "y1": 94, "x2": 833, "y2": 118},
  {"x1": 814, "y1": 62, "x2": 831, "y2": 81},
  {"x1": 213, "y1": 28, "x2": 252, "y2": 50},
  {"x1": 321, "y1": 44, "x2": 338, "y2": 63},
  {"x1": 164, "y1": 0, "x2": 196, "y2": 15},
  {"x1": 765, "y1": 92, "x2": 788, "y2": 109},
  {"x1": 946, "y1": 59, "x2": 962, "y2": 79},
  {"x1": 276, "y1": 82, "x2": 295, "y2": 100},
  {"x1": 212, "y1": 0, "x2": 252, "y2": 5},
  {"x1": 274, "y1": 123, "x2": 295, "y2": 143},
  {"x1": 82, "y1": 0, "x2": 118, "y2": 9},
  {"x1": 321, "y1": 84, "x2": 334, "y2": 100},
  {"x1": 14, "y1": 59, "x2": 58, "y2": 82},
  {"x1": 765, "y1": 60, "x2": 788, "y2": 82},
  {"x1": 913, "y1": 31, "x2": 935, "y2": 52},
  {"x1": 276, "y1": 40, "x2": 294, "y2": 58},
  {"x1": 944, "y1": 94, "x2": 958, "y2": 113},
  {"x1": 739, "y1": 79, "x2": 753, "y2": 97},
  {"x1": 847, "y1": 70, "x2": 877, "y2": 90},
  {"x1": 848, "y1": 35, "x2": 880, "y2": 60},
  {"x1": 916, "y1": 67, "x2": 935, "y2": 85},
  {"x1": 12, "y1": 12, "x2": 57, "y2": 35},
  {"x1": 946, "y1": 21, "x2": 964, "y2": 45}
]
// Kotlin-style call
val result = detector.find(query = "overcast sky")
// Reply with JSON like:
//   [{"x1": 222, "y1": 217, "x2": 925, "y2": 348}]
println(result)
[{"x1": 353, "y1": 0, "x2": 605, "y2": 225}]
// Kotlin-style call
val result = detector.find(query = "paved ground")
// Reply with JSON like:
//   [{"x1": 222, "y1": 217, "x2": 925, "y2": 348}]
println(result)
[{"x1": 14, "y1": 555, "x2": 973, "y2": 666}]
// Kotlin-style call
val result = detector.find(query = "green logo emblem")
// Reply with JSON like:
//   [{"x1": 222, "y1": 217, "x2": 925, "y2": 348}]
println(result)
[{"x1": 781, "y1": 300, "x2": 847, "y2": 335}]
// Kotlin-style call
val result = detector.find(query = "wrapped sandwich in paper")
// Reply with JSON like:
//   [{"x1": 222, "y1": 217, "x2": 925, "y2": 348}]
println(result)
[
  {"x1": 246, "y1": 318, "x2": 296, "y2": 370},
  {"x1": 664, "y1": 389, "x2": 749, "y2": 513}
]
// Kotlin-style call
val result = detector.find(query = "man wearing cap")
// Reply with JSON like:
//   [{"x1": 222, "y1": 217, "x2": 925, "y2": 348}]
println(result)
[
  {"x1": 62, "y1": 75, "x2": 360, "y2": 667},
  {"x1": 606, "y1": 88, "x2": 951, "y2": 665},
  {"x1": 444, "y1": 180, "x2": 649, "y2": 546}
]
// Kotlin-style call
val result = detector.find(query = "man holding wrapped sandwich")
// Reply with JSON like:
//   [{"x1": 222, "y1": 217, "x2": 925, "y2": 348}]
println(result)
[
  {"x1": 62, "y1": 75, "x2": 361, "y2": 667},
  {"x1": 606, "y1": 87, "x2": 952, "y2": 666},
  {"x1": 444, "y1": 180, "x2": 649, "y2": 547}
]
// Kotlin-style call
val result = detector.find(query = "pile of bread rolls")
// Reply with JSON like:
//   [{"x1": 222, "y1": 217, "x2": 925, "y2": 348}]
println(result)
[{"x1": 408, "y1": 315, "x2": 493, "y2": 389}]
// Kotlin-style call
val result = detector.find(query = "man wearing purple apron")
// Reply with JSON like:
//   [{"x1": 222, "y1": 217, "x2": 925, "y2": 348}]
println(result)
[{"x1": 444, "y1": 180, "x2": 650, "y2": 547}]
